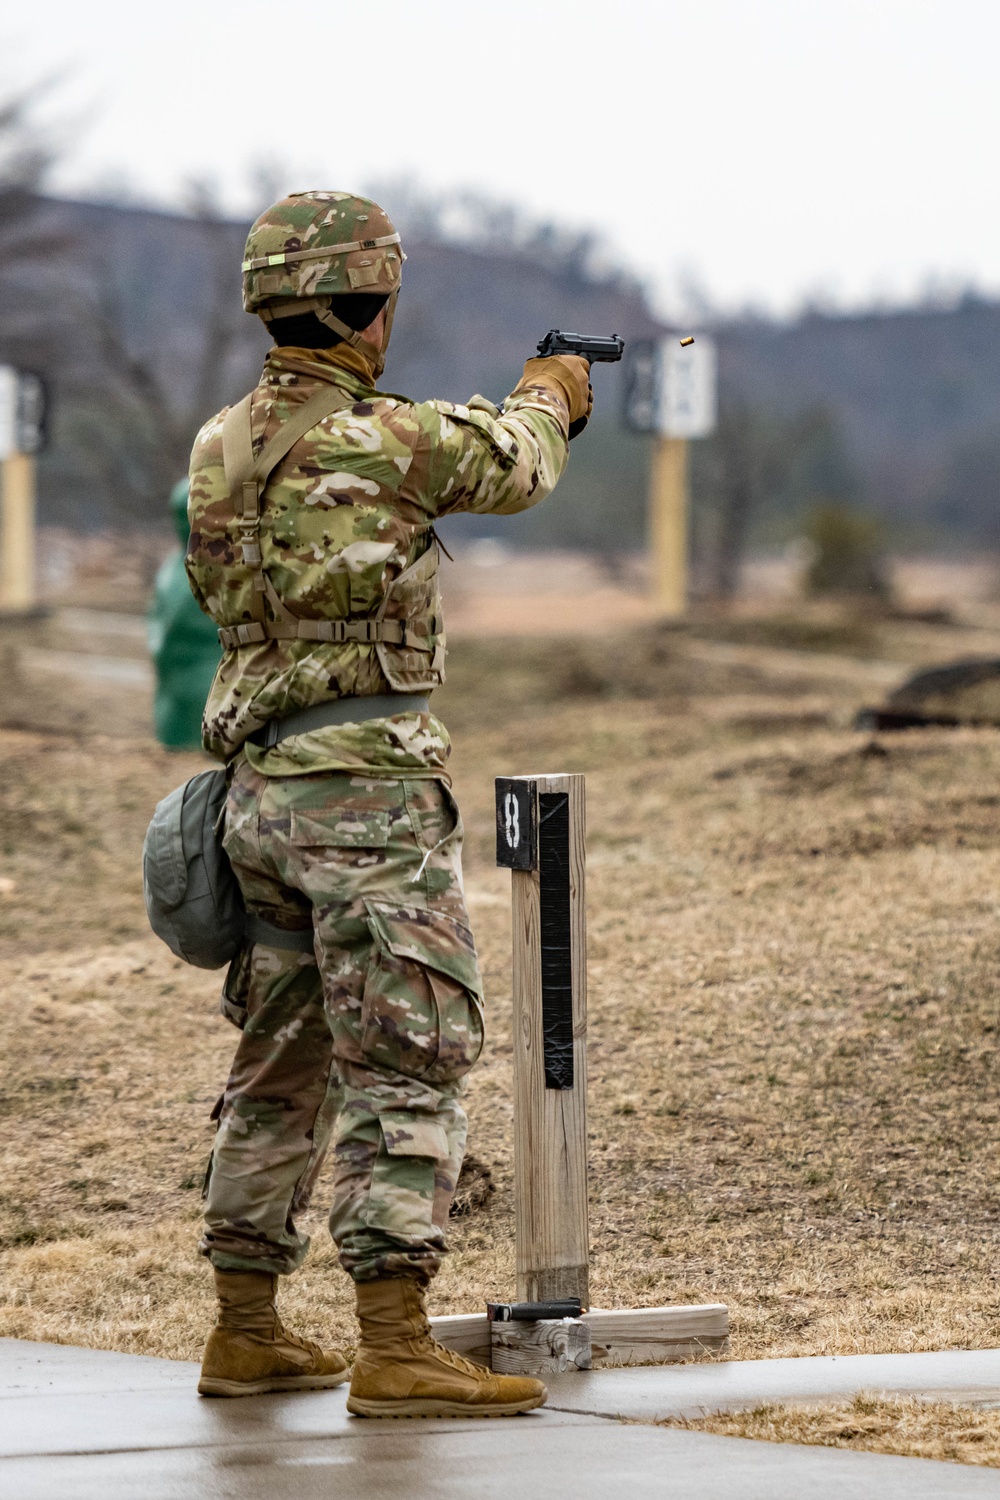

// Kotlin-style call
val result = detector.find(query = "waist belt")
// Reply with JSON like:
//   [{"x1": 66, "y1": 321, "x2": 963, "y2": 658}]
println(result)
[
  {"x1": 218, "y1": 618, "x2": 425, "y2": 650},
  {"x1": 245, "y1": 913, "x2": 317, "y2": 954},
  {"x1": 248, "y1": 693, "x2": 430, "y2": 750}
]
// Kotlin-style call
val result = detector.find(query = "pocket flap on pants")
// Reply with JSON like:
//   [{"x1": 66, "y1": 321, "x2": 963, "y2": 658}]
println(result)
[
  {"x1": 290, "y1": 808, "x2": 390, "y2": 848},
  {"x1": 379, "y1": 1111, "x2": 450, "y2": 1161},
  {"x1": 364, "y1": 900, "x2": 483, "y2": 1000}
]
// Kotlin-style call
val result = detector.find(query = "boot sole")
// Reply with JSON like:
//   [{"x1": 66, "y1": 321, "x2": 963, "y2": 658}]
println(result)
[
  {"x1": 345, "y1": 1393, "x2": 547, "y2": 1419},
  {"x1": 198, "y1": 1370, "x2": 350, "y2": 1398}
]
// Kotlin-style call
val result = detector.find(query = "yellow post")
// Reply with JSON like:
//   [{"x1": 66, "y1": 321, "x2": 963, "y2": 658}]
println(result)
[
  {"x1": 650, "y1": 434, "x2": 688, "y2": 617},
  {"x1": 0, "y1": 451, "x2": 37, "y2": 613}
]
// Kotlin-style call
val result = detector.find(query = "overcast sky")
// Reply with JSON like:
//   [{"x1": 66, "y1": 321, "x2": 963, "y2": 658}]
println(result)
[{"x1": 7, "y1": 0, "x2": 1000, "y2": 317}]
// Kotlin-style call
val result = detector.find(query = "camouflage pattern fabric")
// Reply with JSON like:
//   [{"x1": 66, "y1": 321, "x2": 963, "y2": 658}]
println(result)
[
  {"x1": 241, "y1": 192, "x2": 403, "y2": 313},
  {"x1": 201, "y1": 761, "x2": 482, "y2": 1283},
  {"x1": 185, "y1": 346, "x2": 571, "y2": 763},
  {"x1": 188, "y1": 270, "x2": 576, "y2": 1286},
  {"x1": 242, "y1": 708, "x2": 452, "y2": 781}
]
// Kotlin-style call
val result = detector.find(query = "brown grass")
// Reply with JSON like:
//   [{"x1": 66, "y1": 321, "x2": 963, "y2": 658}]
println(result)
[
  {"x1": 4, "y1": 612, "x2": 1000, "y2": 1416},
  {"x1": 671, "y1": 1392, "x2": 1000, "y2": 1467}
]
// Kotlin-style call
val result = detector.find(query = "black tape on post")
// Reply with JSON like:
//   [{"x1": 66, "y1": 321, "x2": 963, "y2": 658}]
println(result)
[{"x1": 538, "y1": 792, "x2": 574, "y2": 1089}]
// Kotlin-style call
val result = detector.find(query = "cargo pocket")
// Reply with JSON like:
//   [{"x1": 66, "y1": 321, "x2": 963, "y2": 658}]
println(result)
[
  {"x1": 379, "y1": 1110, "x2": 450, "y2": 1160},
  {"x1": 364, "y1": 1110, "x2": 450, "y2": 1236},
  {"x1": 360, "y1": 900, "x2": 484, "y2": 1085}
]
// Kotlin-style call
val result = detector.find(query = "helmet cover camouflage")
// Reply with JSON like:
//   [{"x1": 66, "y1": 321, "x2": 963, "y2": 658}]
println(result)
[{"x1": 242, "y1": 191, "x2": 403, "y2": 318}]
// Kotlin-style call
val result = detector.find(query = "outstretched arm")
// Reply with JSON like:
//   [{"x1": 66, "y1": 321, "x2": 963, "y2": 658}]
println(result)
[{"x1": 420, "y1": 353, "x2": 592, "y2": 519}]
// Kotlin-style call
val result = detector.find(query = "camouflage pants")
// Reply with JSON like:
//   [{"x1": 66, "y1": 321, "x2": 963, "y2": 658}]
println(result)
[{"x1": 200, "y1": 761, "x2": 484, "y2": 1283}]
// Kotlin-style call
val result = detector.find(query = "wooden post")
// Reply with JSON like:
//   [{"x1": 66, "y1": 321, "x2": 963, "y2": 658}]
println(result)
[
  {"x1": 0, "y1": 451, "x2": 37, "y2": 613},
  {"x1": 651, "y1": 434, "x2": 687, "y2": 618},
  {"x1": 496, "y1": 774, "x2": 589, "y2": 1306}
]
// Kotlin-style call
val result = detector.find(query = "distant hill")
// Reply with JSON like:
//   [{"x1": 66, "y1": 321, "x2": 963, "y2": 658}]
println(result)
[
  {"x1": 7, "y1": 195, "x2": 655, "y2": 534},
  {"x1": 5, "y1": 196, "x2": 1000, "y2": 548},
  {"x1": 718, "y1": 298, "x2": 1000, "y2": 543}
]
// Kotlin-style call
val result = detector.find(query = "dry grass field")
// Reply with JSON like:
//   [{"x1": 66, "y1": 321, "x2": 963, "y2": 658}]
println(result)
[
  {"x1": 672, "y1": 1393, "x2": 1000, "y2": 1468},
  {"x1": 4, "y1": 599, "x2": 1000, "y2": 1465}
]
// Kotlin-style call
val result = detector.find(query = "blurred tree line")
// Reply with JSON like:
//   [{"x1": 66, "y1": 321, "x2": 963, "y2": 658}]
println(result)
[
  {"x1": 3, "y1": 84, "x2": 1000, "y2": 583},
  {"x1": 450, "y1": 399, "x2": 885, "y2": 601},
  {"x1": 0, "y1": 96, "x2": 265, "y2": 530}
]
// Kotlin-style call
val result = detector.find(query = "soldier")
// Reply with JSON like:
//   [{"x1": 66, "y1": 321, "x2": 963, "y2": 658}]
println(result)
[{"x1": 185, "y1": 191, "x2": 592, "y2": 1417}]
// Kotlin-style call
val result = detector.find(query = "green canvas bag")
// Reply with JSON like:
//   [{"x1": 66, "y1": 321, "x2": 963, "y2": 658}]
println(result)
[{"x1": 142, "y1": 769, "x2": 244, "y2": 969}]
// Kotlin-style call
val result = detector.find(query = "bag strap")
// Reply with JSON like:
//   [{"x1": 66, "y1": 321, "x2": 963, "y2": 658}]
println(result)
[{"x1": 221, "y1": 382, "x2": 356, "y2": 625}]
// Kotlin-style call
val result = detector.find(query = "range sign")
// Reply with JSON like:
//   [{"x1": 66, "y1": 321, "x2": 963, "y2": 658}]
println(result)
[
  {"x1": 495, "y1": 777, "x2": 537, "y2": 871},
  {"x1": 622, "y1": 336, "x2": 716, "y2": 439},
  {"x1": 0, "y1": 366, "x2": 47, "y2": 459}
]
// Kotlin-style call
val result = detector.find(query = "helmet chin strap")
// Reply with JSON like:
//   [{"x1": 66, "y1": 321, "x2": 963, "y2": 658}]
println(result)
[
  {"x1": 258, "y1": 296, "x2": 365, "y2": 347},
  {"x1": 258, "y1": 289, "x2": 398, "y2": 379},
  {"x1": 369, "y1": 289, "x2": 398, "y2": 380}
]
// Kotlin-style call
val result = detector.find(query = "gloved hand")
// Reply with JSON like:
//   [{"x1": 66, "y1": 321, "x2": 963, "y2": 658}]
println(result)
[
  {"x1": 513, "y1": 354, "x2": 593, "y2": 440},
  {"x1": 568, "y1": 380, "x2": 594, "y2": 441}
]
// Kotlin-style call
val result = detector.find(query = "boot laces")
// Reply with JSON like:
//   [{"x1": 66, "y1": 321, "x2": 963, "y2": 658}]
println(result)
[
  {"x1": 273, "y1": 1317, "x2": 322, "y2": 1361},
  {"x1": 418, "y1": 1333, "x2": 492, "y2": 1381}
]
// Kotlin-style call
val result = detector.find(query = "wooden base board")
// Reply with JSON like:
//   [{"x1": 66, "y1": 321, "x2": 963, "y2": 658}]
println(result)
[
  {"x1": 429, "y1": 1313, "x2": 493, "y2": 1369},
  {"x1": 585, "y1": 1304, "x2": 730, "y2": 1368},
  {"x1": 429, "y1": 1303, "x2": 730, "y2": 1371},
  {"x1": 492, "y1": 1317, "x2": 592, "y2": 1375}
]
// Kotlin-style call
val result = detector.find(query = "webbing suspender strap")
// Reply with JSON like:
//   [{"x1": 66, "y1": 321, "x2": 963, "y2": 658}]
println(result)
[
  {"x1": 222, "y1": 393, "x2": 263, "y2": 620},
  {"x1": 218, "y1": 383, "x2": 429, "y2": 654},
  {"x1": 221, "y1": 383, "x2": 355, "y2": 630},
  {"x1": 222, "y1": 382, "x2": 356, "y2": 518}
]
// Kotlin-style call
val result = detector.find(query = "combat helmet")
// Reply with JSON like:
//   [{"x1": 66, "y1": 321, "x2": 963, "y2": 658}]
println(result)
[{"x1": 242, "y1": 191, "x2": 404, "y2": 363}]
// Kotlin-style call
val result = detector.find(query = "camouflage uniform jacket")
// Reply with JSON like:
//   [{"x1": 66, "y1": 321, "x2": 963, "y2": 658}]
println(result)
[{"x1": 186, "y1": 348, "x2": 572, "y2": 765}]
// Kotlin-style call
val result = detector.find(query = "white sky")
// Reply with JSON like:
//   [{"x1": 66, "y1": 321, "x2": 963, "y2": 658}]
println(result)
[{"x1": 7, "y1": 0, "x2": 1000, "y2": 317}]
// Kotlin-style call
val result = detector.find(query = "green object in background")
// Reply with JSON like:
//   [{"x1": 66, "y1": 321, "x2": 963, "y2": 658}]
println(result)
[{"x1": 148, "y1": 479, "x2": 222, "y2": 750}]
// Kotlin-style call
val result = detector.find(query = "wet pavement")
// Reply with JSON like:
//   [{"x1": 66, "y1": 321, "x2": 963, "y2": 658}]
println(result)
[
  {"x1": 545, "y1": 1344, "x2": 1000, "y2": 1420},
  {"x1": 5, "y1": 1337, "x2": 1000, "y2": 1498}
]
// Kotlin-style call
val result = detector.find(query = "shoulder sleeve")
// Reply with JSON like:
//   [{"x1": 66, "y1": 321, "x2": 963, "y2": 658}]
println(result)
[
  {"x1": 184, "y1": 408, "x2": 230, "y2": 617},
  {"x1": 411, "y1": 390, "x2": 570, "y2": 518}
]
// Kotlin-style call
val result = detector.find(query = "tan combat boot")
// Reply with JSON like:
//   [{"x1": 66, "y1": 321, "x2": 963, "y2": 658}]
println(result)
[
  {"x1": 198, "y1": 1269, "x2": 349, "y2": 1397},
  {"x1": 346, "y1": 1276, "x2": 547, "y2": 1418}
]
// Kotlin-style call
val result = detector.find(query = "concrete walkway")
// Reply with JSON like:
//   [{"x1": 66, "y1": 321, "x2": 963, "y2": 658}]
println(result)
[
  {"x1": 5, "y1": 1338, "x2": 1000, "y2": 1499},
  {"x1": 546, "y1": 1345, "x2": 1000, "y2": 1420}
]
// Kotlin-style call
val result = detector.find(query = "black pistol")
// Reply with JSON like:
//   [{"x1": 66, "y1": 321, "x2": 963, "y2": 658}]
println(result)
[
  {"x1": 536, "y1": 330, "x2": 625, "y2": 363},
  {"x1": 534, "y1": 331, "x2": 624, "y2": 439}
]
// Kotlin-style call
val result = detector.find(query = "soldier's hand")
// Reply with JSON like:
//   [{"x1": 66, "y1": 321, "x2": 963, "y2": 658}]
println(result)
[
  {"x1": 513, "y1": 354, "x2": 592, "y2": 440},
  {"x1": 568, "y1": 379, "x2": 594, "y2": 441}
]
